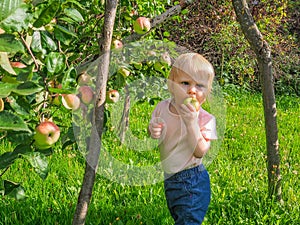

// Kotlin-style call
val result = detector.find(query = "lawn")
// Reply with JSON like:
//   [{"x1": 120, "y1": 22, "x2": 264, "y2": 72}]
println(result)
[{"x1": 0, "y1": 89, "x2": 299, "y2": 225}]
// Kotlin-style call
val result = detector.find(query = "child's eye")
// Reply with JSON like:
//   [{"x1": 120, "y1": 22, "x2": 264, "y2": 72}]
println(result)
[
  {"x1": 196, "y1": 84, "x2": 205, "y2": 88},
  {"x1": 181, "y1": 81, "x2": 189, "y2": 85}
]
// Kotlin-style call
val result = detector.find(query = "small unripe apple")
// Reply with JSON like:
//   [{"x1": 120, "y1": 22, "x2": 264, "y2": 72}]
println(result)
[
  {"x1": 184, "y1": 97, "x2": 200, "y2": 112},
  {"x1": 112, "y1": 39, "x2": 123, "y2": 49},
  {"x1": 133, "y1": 17, "x2": 151, "y2": 34},
  {"x1": 34, "y1": 121, "x2": 60, "y2": 149},
  {"x1": 52, "y1": 94, "x2": 61, "y2": 106},
  {"x1": 62, "y1": 94, "x2": 81, "y2": 110},
  {"x1": 77, "y1": 73, "x2": 92, "y2": 86},
  {"x1": 0, "y1": 98, "x2": 4, "y2": 111},
  {"x1": 118, "y1": 67, "x2": 131, "y2": 77},
  {"x1": 106, "y1": 90, "x2": 120, "y2": 103},
  {"x1": 78, "y1": 85, "x2": 94, "y2": 105}
]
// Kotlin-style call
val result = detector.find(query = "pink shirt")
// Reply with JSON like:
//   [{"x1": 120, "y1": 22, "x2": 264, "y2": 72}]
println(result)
[{"x1": 151, "y1": 99, "x2": 217, "y2": 174}]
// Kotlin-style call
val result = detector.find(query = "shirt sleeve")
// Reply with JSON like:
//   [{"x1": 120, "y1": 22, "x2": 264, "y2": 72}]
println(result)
[{"x1": 200, "y1": 115, "x2": 218, "y2": 141}]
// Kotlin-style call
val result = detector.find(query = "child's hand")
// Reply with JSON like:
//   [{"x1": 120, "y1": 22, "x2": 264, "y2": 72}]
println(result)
[
  {"x1": 180, "y1": 103, "x2": 199, "y2": 126},
  {"x1": 148, "y1": 118, "x2": 164, "y2": 139}
]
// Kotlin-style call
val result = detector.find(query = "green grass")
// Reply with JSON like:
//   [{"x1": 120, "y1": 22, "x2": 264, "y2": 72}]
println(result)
[{"x1": 0, "y1": 89, "x2": 299, "y2": 225}]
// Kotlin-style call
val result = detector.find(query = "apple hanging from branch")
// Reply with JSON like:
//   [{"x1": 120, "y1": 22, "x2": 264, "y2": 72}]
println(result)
[
  {"x1": 34, "y1": 121, "x2": 60, "y2": 149},
  {"x1": 0, "y1": 98, "x2": 4, "y2": 111},
  {"x1": 106, "y1": 90, "x2": 120, "y2": 103},
  {"x1": 61, "y1": 94, "x2": 81, "y2": 110},
  {"x1": 184, "y1": 97, "x2": 200, "y2": 112},
  {"x1": 112, "y1": 39, "x2": 123, "y2": 49},
  {"x1": 133, "y1": 17, "x2": 151, "y2": 34},
  {"x1": 78, "y1": 85, "x2": 94, "y2": 105}
]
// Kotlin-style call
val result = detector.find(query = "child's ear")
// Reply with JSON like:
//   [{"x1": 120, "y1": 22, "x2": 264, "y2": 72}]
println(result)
[{"x1": 167, "y1": 79, "x2": 174, "y2": 94}]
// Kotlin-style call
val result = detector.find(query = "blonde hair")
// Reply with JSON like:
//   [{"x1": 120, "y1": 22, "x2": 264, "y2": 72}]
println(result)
[{"x1": 168, "y1": 53, "x2": 215, "y2": 93}]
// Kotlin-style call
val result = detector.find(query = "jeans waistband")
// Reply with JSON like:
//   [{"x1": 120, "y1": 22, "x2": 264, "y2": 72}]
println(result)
[{"x1": 164, "y1": 164, "x2": 206, "y2": 181}]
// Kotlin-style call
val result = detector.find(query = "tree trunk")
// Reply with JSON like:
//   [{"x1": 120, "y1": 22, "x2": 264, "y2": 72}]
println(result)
[
  {"x1": 72, "y1": 1, "x2": 119, "y2": 225},
  {"x1": 232, "y1": 0, "x2": 282, "y2": 202}
]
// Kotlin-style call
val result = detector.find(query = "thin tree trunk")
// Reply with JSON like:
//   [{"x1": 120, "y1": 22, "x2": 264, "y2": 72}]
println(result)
[
  {"x1": 118, "y1": 85, "x2": 130, "y2": 144},
  {"x1": 232, "y1": 0, "x2": 282, "y2": 202},
  {"x1": 72, "y1": 1, "x2": 119, "y2": 225}
]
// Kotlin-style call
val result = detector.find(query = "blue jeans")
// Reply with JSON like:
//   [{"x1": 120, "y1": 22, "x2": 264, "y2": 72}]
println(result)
[{"x1": 164, "y1": 164, "x2": 211, "y2": 225}]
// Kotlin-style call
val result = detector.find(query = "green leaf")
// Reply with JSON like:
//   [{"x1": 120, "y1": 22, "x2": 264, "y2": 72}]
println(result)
[
  {"x1": 33, "y1": 1, "x2": 60, "y2": 28},
  {"x1": 13, "y1": 81, "x2": 43, "y2": 96},
  {"x1": 0, "y1": 144, "x2": 32, "y2": 170},
  {"x1": 0, "y1": 111, "x2": 31, "y2": 132},
  {"x1": 64, "y1": 8, "x2": 84, "y2": 22},
  {"x1": 41, "y1": 31, "x2": 57, "y2": 51},
  {"x1": 53, "y1": 25, "x2": 77, "y2": 45},
  {"x1": 0, "y1": 34, "x2": 25, "y2": 53},
  {"x1": 0, "y1": 52, "x2": 16, "y2": 75},
  {"x1": 31, "y1": 31, "x2": 46, "y2": 54},
  {"x1": 4, "y1": 180, "x2": 26, "y2": 200},
  {"x1": 45, "y1": 52, "x2": 66, "y2": 75},
  {"x1": 0, "y1": 82, "x2": 43, "y2": 98},
  {"x1": 0, "y1": 4, "x2": 32, "y2": 33},
  {"x1": 0, "y1": 83, "x2": 18, "y2": 98},
  {"x1": 61, "y1": 66, "x2": 77, "y2": 88},
  {"x1": 0, "y1": 0, "x2": 22, "y2": 21},
  {"x1": 23, "y1": 152, "x2": 48, "y2": 179}
]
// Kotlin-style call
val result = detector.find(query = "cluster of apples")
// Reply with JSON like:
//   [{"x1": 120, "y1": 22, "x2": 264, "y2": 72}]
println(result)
[{"x1": 111, "y1": 16, "x2": 151, "y2": 50}]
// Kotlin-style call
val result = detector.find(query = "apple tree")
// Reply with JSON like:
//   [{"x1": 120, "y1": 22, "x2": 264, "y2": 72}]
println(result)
[{"x1": 0, "y1": 0, "x2": 102, "y2": 199}]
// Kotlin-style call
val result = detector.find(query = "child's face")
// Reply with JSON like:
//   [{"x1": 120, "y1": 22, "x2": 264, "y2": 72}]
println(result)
[{"x1": 170, "y1": 71, "x2": 209, "y2": 106}]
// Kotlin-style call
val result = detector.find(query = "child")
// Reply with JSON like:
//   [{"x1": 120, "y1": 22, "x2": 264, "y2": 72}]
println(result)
[{"x1": 148, "y1": 53, "x2": 217, "y2": 224}]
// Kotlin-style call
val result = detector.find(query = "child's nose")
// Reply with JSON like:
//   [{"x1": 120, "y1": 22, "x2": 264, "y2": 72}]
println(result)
[{"x1": 187, "y1": 86, "x2": 196, "y2": 95}]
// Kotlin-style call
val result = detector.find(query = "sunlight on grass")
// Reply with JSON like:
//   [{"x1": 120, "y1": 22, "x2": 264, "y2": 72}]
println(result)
[{"x1": 1, "y1": 90, "x2": 299, "y2": 224}]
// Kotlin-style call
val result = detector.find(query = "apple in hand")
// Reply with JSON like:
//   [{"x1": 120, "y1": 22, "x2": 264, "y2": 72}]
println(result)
[
  {"x1": 78, "y1": 85, "x2": 94, "y2": 105},
  {"x1": 184, "y1": 97, "x2": 200, "y2": 112},
  {"x1": 106, "y1": 90, "x2": 120, "y2": 103},
  {"x1": 34, "y1": 121, "x2": 60, "y2": 149},
  {"x1": 133, "y1": 17, "x2": 151, "y2": 34},
  {"x1": 62, "y1": 94, "x2": 81, "y2": 110}
]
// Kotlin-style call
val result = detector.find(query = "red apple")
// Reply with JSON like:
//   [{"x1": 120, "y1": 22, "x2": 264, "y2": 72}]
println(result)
[
  {"x1": 62, "y1": 94, "x2": 81, "y2": 110},
  {"x1": 34, "y1": 121, "x2": 60, "y2": 149},
  {"x1": 78, "y1": 85, "x2": 94, "y2": 105},
  {"x1": 10, "y1": 62, "x2": 27, "y2": 68},
  {"x1": 0, "y1": 98, "x2": 4, "y2": 111},
  {"x1": 133, "y1": 17, "x2": 151, "y2": 34},
  {"x1": 112, "y1": 39, "x2": 123, "y2": 49},
  {"x1": 0, "y1": 28, "x2": 5, "y2": 34},
  {"x1": 184, "y1": 97, "x2": 200, "y2": 112},
  {"x1": 106, "y1": 90, "x2": 120, "y2": 103}
]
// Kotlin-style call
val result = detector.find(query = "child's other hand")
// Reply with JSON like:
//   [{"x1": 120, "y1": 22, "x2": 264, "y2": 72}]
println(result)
[{"x1": 149, "y1": 119, "x2": 164, "y2": 139}]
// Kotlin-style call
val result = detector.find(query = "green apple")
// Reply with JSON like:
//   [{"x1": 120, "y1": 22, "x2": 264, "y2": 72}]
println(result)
[
  {"x1": 133, "y1": 17, "x2": 151, "y2": 34},
  {"x1": 78, "y1": 85, "x2": 94, "y2": 105},
  {"x1": 106, "y1": 90, "x2": 120, "y2": 103},
  {"x1": 0, "y1": 98, "x2": 4, "y2": 111},
  {"x1": 62, "y1": 94, "x2": 81, "y2": 110},
  {"x1": 77, "y1": 73, "x2": 92, "y2": 86},
  {"x1": 34, "y1": 121, "x2": 60, "y2": 149},
  {"x1": 184, "y1": 97, "x2": 200, "y2": 111},
  {"x1": 118, "y1": 67, "x2": 131, "y2": 77}
]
